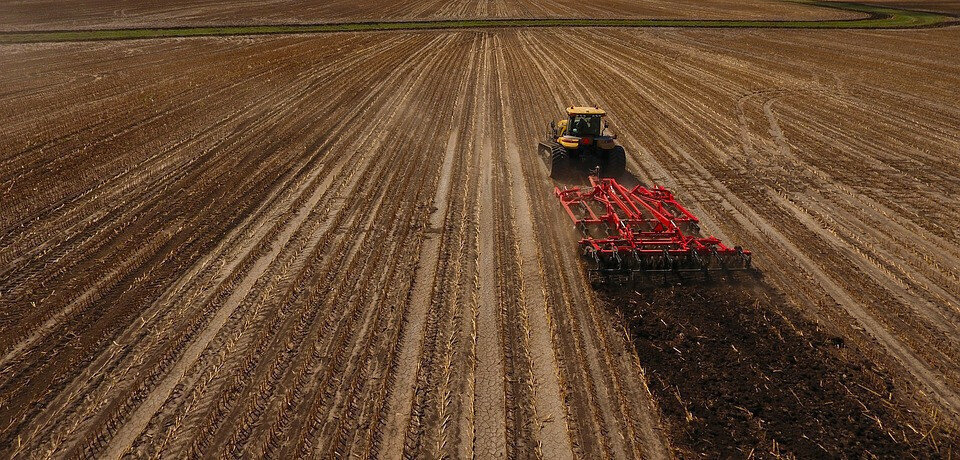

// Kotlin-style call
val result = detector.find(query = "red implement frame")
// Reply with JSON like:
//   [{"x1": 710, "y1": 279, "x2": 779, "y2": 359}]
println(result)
[{"x1": 556, "y1": 177, "x2": 751, "y2": 276}]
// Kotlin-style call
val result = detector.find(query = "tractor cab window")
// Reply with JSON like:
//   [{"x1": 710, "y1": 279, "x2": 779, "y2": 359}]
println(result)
[{"x1": 567, "y1": 114, "x2": 602, "y2": 137}]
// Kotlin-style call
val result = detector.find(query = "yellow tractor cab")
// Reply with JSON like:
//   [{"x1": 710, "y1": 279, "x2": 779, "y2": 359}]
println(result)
[
  {"x1": 538, "y1": 106, "x2": 626, "y2": 180},
  {"x1": 556, "y1": 106, "x2": 606, "y2": 147}
]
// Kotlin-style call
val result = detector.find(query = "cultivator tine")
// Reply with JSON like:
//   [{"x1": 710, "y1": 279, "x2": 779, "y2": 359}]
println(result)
[
  {"x1": 690, "y1": 249, "x2": 705, "y2": 272},
  {"x1": 609, "y1": 249, "x2": 622, "y2": 272},
  {"x1": 631, "y1": 249, "x2": 643, "y2": 271},
  {"x1": 556, "y1": 177, "x2": 752, "y2": 282},
  {"x1": 736, "y1": 246, "x2": 752, "y2": 269},
  {"x1": 662, "y1": 249, "x2": 675, "y2": 272},
  {"x1": 709, "y1": 248, "x2": 728, "y2": 271}
]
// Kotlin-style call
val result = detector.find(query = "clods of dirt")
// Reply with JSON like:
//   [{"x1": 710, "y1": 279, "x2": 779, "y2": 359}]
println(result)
[{"x1": 600, "y1": 277, "x2": 958, "y2": 458}]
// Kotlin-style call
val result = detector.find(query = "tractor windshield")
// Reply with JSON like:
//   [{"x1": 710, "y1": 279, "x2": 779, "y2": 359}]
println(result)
[{"x1": 567, "y1": 114, "x2": 602, "y2": 137}]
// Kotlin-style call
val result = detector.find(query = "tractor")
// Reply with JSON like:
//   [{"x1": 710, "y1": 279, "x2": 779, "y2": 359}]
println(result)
[
  {"x1": 543, "y1": 107, "x2": 753, "y2": 280},
  {"x1": 538, "y1": 106, "x2": 626, "y2": 180}
]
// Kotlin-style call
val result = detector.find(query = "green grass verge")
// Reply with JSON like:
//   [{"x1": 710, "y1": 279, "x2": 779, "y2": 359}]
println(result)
[{"x1": 0, "y1": 0, "x2": 955, "y2": 44}]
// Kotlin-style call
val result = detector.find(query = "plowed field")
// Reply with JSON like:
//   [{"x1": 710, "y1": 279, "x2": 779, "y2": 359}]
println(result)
[
  {"x1": 1, "y1": 0, "x2": 858, "y2": 31},
  {"x1": 2, "y1": 11, "x2": 959, "y2": 459}
]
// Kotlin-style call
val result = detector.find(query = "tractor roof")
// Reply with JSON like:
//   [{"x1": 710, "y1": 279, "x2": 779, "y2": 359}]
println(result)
[{"x1": 566, "y1": 106, "x2": 606, "y2": 116}]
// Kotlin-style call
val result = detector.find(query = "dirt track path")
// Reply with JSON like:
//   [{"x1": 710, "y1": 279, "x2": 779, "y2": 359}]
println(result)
[{"x1": 1, "y1": 25, "x2": 959, "y2": 458}]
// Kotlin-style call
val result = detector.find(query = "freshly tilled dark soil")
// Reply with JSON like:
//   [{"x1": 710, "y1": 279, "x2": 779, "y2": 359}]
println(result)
[{"x1": 601, "y1": 275, "x2": 958, "y2": 458}]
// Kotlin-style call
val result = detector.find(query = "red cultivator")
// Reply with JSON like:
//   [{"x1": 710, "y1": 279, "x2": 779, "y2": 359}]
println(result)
[{"x1": 556, "y1": 177, "x2": 751, "y2": 281}]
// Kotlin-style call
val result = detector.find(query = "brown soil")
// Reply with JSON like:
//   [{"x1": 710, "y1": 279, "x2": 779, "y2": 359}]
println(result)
[
  {"x1": 0, "y1": 0, "x2": 859, "y2": 31},
  {"x1": 0, "y1": 23, "x2": 958, "y2": 458}
]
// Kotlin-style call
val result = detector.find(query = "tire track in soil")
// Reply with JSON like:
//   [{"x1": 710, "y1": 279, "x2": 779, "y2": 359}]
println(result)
[
  {"x1": 98, "y1": 33, "x2": 455, "y2": 458},
  {"x1": 542, "y1": 28, "x2": 960, "y2": 421},
  {"x1": 396, "y1": 36, "x2": 492, "y2": 459},
  {"x1": 610, "y1": 29, "x2": 960, "y2": 310},
  {"x1": 510, "y1": 30, "x2": 673, "y2": 459},
  {"x1": 18, "y1": 59, "x2": 412, "y2": 451},
  {"x1": 755, "y1": 93, "x2": 960, "y2": 341},
  {"x1": 0, "y1": 93, "x2": 318, "y2": 452},
  {"x1": 463, "y1": 34, "x2": 508, "y2": 460},
  {"x1": 0, "y1": 31, "x2": 420, "y2": 456},
  {"x1": 249, "y1": 33, "x2": 456, "y2": 456},
  {"x1": 100, "y1": 136, "x2": 338, "y2": 458},
  {"x1": 0, "y1": 81, "x2": 306, "y2": 375},
  {"x1": 676, "y1": 142, "x2": 960, "y2": 415},
  {"x1": 0, "y1": 39, "x2": 311, "y2": 225},
  {"x1": 505, "y1": 33, "x2": 615, "y2": 459},
  {"x1": 510, "y1": 27, "x2": 960, "y2": 453},
  {"x1": 0, "y1": 36, "x2": 420, "y2": 456},
  {"x1": 378, "y1": 34, "x2": 486, "y2": 458},
  {"x1": 487, "y1": 33, "x2": 542, "y2": 459},
  {"x1": 208, "y1": 31, "x2": 464, "y2": 456},
  {"x1": 306, "y1": 56, "x2": 469, "y2": 456},
  {"x1": 0, "y1": 39, "x2": 317, "y2": 274},
  {"x1": 758, "y1": 101, "x2": 960, "y2": 310},
  {"x1": 0, "y1": 37, "x2": 363, "y2": 361},
  {"x1": 498, "y1": 32, "x2": 623, "y2": 459},
  {"x1": 112, "y1": 33, "x2": 438, "y2": 456},
  {"x1": 277, "y1": 34, "x2": 469, "y2": 460},
  {"x1": 606, "y1": 27, "x2": 960, "y2": 353}
]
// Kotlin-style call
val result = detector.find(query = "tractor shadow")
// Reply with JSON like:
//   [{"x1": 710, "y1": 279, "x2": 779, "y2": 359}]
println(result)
[
  {"x1": 592, "y1": 266, "x2": 764, "y2": 292},
  {"x1": 550, "y1": 170, "x2": 644, "y2": 190}
]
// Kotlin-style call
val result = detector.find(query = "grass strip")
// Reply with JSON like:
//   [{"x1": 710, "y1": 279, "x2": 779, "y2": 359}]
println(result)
[{"x1": 0, "y1": 1, "x2": 955, "y2": 44}]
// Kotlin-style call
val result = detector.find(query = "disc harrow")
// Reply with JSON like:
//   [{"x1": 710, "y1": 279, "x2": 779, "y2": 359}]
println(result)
[{"x1": 555, "y1": 177, "x2": 751, "y2": 281}]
